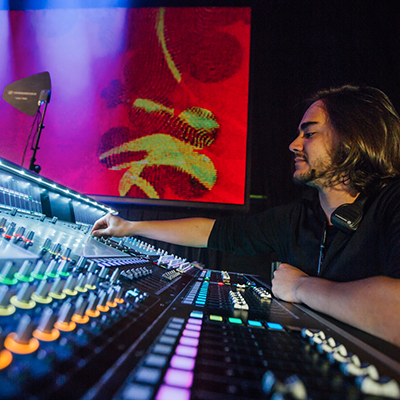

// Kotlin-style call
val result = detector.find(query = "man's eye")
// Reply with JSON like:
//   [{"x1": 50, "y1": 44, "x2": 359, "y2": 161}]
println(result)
[{"x1": 304, "y1": 132, "x2": 315, "y2": 138}]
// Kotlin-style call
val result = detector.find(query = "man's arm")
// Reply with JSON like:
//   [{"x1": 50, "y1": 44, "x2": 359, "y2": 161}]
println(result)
[
  {"x1": 91, "y1": 213, "x2": 215, "y2": 248},
  {"x1": 272, "y1": 263, "x2": 400, "y2": 346}
]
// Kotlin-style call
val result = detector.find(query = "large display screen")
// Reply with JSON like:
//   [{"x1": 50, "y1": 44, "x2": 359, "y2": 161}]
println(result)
[{"x1": 0, "y1": 6, "x2": 251, "y2": 209}]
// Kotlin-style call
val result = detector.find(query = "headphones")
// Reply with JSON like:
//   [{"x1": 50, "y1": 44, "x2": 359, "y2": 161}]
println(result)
[{"x1": 330, "y1": 194, "x2": 367, "y2": 233}]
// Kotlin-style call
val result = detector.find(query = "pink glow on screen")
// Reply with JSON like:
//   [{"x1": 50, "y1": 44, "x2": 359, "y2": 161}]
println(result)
[{"x1": 0, "y1": 7, "x2": 251, "y2": 205}]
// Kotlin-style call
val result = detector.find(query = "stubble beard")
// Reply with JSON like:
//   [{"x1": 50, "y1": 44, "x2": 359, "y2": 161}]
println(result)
[{"x1": 293, "y1": 158, "x2": 333, "y2": 190}]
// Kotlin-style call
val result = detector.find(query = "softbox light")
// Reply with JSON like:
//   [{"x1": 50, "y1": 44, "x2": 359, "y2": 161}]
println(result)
[{"x1": 3, "y1": 72, "x2": 51, "y2": 117}]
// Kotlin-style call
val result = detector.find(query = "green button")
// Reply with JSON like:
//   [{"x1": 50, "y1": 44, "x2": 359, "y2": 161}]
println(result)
[
  {"x1": 190, "y1": 311, "x2": 203, "y2": 319},
  {"x1": 228, "y1": 317, "x2": 242, "y2": 325},
  {"x1": 209, "y1": 315, "x2": 223, "y2": 322}
]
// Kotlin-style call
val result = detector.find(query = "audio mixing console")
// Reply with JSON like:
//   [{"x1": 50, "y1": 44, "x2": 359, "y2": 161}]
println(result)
[{"x1": 0, "y1": 156, "x2": 400, "y2": 400}]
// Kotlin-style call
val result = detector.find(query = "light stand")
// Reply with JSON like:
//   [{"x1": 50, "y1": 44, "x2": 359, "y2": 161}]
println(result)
[
  {"x1": 2, "y1": 71, "x2": 52, "y2": 174},
  {"x1": 29, "y1": 90, "x2": 51, "y2": 174}
]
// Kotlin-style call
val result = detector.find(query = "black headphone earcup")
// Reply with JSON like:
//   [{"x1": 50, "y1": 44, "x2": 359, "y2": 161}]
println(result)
[{"x1": 331, "y1": 202, "x2": 364, "y2": 233}]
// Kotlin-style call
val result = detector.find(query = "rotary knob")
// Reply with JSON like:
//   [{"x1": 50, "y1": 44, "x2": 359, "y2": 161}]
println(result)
[
  {"x1": 32, "y1": 307, "x2": 60, "y2": 342},
  {"x1": 4, "y1": 314, "x2": 40, "y2": 354}
]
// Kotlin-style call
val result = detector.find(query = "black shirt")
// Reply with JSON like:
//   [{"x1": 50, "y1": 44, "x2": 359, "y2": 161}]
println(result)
[{"x1": 208, "y1": 180, "x2": 400, "y2": 282}]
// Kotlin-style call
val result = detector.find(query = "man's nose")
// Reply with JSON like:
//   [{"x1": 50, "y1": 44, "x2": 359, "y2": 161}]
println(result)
[{"x1": 289, "y1": 135, "x2": 303, "y2": 153}]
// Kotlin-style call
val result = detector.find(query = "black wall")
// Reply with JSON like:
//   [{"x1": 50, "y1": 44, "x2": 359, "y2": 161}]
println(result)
[{"x1": 114, "y1": 0, "x2": 400, "y2": 280}]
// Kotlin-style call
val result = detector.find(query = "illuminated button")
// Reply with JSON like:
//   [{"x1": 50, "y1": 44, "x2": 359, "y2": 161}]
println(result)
[
  {"x1": 156, "y1": 385, "x2": 190, "y2": 400},
  {"x1": 267, "y1": 322, "x2": 284, "y2": 330},
  {"x1": 187, "y1": 318, "x2": 202, "y2": 325},
  {"x1": 182, "y1": 330, "x2": 200, "y2": 339},
  {"x1": 153, "y1": 344, "x2": 173, "y2": 356},
  {"x1": 190, "y1": 311, "x2": 204, "y2": 319},
  {"x1": 169, "y1": 322, "x2": 183, "y2": 330},
  {"x1": 164, "y1": 369, "x2": 193, "y2": 388},
  {"x1": 134, "y1": 367, "x2": 162, "y2": 385},
  {"x1": 228, "y1": 317, "x2": 242, "y2": 325},
  {"x1": 169, "y1": 317, "x2": 184, "y2": 326},
  {"x1": 159, "y1": 336, "x2": 177, "y2": 345},
  {"x1": 175, "y1": 345, "x2": 198, "y2": 358},
  {"x1": 122, "y1": 383, "x2": 153, "y2": 400},
  {"x1": 209, "y1": 315, "x2": 223, "y2": 322},
  {"x1": 248, "y1": 320, "x2": 263, "y2": 328},
  {"x1": 170, "y1": 355, "x2": 195, "y2": 371},
  {"x1": 185, "y1": 323, "x2": 201, "y2": 331},
  {"x1": 145, "y1": 354, "x2": 168, "y2": 368},
  {"x1": 179, "y1": 337, "x2": 199, "y2": 347}
]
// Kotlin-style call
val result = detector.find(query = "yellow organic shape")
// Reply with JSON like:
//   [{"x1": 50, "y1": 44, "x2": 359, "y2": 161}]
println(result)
[
  {"x1": 134, "y1": 98, "x2": 174, "y2": 114},
  {"x1": 156, "y1": 8, "x2": 182, "y2": 83},
  {"x1": 133, "y1": 99, "x2": 219, "y2": 149},
  {"x1": 99, "y1": 134, "x2": 217, "y2": 197}
]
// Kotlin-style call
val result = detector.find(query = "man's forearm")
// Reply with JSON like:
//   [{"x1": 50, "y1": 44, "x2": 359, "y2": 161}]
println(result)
[
  {"x1": 129, "y1": 218, "x2": 216, "y2": 248},
  {"x1": 294, "y1": 275, "x2": 400, "y2": 346},
  {"x1": 91, "y1": 214, "x2": 216, "y2": 248}
]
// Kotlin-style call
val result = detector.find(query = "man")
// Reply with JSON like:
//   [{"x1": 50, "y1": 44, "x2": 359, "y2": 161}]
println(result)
[{"x1": 91, "y1": 85, "x2": 400, "y2": 346}]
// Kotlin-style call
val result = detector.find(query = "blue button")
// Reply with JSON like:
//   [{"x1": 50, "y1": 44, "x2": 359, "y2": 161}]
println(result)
[{"x1": 267, "y1": 322, "x2": 284, "y2": 330}]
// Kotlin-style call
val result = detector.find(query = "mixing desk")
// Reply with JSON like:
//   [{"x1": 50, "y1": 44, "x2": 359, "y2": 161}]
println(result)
[{"x1": 0, "y1": 156, "x2": 400, "y2": 400}]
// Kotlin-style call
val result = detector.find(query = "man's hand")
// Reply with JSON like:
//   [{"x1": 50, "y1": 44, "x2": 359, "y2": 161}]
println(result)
[
  {"x1": 271, "y1": 263, "x2": 309, "y2": 303},
  {"x1": 91, "y1": 213, "x2": 132, "y2": 238}
]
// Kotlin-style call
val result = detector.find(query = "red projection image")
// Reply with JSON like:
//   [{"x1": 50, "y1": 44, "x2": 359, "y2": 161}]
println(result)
[{"x1": 0, "y1": 7, "x2": 251, "y2": 207}]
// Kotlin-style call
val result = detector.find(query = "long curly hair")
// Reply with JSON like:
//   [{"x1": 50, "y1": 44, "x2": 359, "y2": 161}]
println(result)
[{"x1": 309, "y1": 85, "x2": 400, "y2": 194}]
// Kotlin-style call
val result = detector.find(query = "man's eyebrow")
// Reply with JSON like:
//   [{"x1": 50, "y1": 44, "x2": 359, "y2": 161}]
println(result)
[{"x1": 298, "y1": 121, "x2": 319, "y2": 133}]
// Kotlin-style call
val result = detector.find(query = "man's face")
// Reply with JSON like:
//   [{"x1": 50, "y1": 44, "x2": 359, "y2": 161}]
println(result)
[{"x1": 289, "y1": 100, "x2": 337, "y2": 189}]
